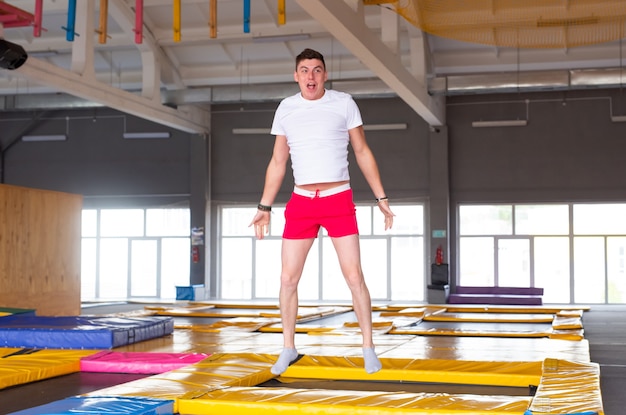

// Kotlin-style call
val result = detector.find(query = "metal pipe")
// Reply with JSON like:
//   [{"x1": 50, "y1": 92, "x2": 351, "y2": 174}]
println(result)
[
  {"x1": 134, "y1": 0, "x2": 143, "y2": 44},
  {"x1": 34, "y1": 0, "x2": 43, "y2": 37},
  {"x1": 209, "y1": 0, "x2": 217, "y2": 38},
  {"x1": 173, "y1": 0, "x2": 181, "y2": 42},
  {"x1": 65, "y1": 0, "x2": 77, "y2": 41},
  {"x1": 278, "y1": 0, "x2": 285, "y2": 25},
  {"x1": 99, "y1": 0, "x2": 108, "y2": 44},
  {"x1": 243, "y1": 0, "x2": 250, "y2": 33}
]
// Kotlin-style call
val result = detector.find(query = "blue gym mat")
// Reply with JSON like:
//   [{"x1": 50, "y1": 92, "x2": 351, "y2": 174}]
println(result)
[
  {"x1": 0, "y1": 315, "x2": 174, "y2": 349},
  {"x1": 6, "y1": 396, "x2": 174, "y2": 415}
]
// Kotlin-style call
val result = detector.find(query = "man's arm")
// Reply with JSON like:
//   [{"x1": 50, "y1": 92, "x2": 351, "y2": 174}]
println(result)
[
  {"x1": 349, "y1": 126, "x2": 394, "y2": 230},
  {"x1": 250, "y1": 135, "x2": 290, "y2": 239}
]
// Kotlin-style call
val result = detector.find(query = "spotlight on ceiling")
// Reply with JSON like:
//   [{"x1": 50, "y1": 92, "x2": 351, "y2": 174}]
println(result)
[{"x1": 0, "y1": 39, "x2": 28, "y2": 70}]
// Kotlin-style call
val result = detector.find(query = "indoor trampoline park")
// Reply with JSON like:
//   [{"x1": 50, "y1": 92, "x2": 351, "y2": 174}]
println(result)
[{"x1": 3, "y1": 0, "x2": 626, "y2": 414}]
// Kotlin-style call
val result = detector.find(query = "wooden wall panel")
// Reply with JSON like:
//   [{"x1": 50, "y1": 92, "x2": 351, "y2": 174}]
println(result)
[{"x1": 0, "y1": 184, "x2": 82, "y2": 316}]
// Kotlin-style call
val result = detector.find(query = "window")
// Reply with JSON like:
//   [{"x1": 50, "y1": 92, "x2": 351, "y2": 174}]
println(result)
[
  {"x1": 219, "y1": 203, "x2": 425, "y2": 302},
  {"x1": 459, "y1": 203, "x2": 626, "y2": 304},
  {"x1": 81, "y1": 208, "x2": 190, "y2": 300}
]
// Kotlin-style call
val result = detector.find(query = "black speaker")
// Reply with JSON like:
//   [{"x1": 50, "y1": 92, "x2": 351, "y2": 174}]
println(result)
[{"x1": 0, "y1": 39, "x2": 28, "y2": 70}]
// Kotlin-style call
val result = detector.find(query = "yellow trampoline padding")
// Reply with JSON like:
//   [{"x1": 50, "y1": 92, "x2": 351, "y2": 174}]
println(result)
[
  {"x1": 549, "y1": 329, "x2": 585, "y2": 341},
  {"x1": 389, "y1": 326, "x2": 552, "y2": 338},
  {"x1": 379, "y1": 307, "x2": 427, "y2": 318},
  {"x1": 189, "y1": 301, "x2": 277, "y2": 309},
  {"x1": 308, "y1": 322, "x2": 394, "y2": 336},
  {"x1": 552, "y1": 315, "x2": 583, "y2": 330},
  {"x1": 260, "y1": 306, "x2": 352, "y2": 320},
  {"x1": 424, "y1": 312, "x2": 554, "y2": 323},
  {"x1": 259, "y1": 324, "x2": 336, "y2": 333},
  {"x1": 0, "y1": 348, "x2": 97, "y2": 390},
  {"x1": 282, "y1": 355, "x2": 542, "y2": 388},
  {"x1": 556, "y1": 309, "x2": 584, "y2": 318},
  {"x1": 197, "y1": 317, "x2": 281, "y2": 332},
  {"x1": 178, "y1": 386, "x2": 533, "y2": 415},
  {"x1": 528, "y1": 359, "x2": 604, "y2": 415},
  {"x1": 443, "y1": 305, "x2": 590, "y2": 314}
]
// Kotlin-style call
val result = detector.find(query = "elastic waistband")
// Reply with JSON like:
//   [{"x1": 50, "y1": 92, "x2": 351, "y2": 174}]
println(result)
[{"x1": 293, "y1": 183, "x2": 351, "y2": 198}]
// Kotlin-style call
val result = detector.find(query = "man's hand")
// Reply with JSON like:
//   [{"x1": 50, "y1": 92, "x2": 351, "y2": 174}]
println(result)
[
  {"x1": 249, "y1": 211, "x2": 271, "y2": 239},
  {"x1": 377, "y1": 201, "x2": 395, "y2": 230}
]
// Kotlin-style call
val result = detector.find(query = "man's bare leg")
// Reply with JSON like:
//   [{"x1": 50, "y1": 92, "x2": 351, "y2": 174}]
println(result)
[
  {"x1": 331, "y1": 234, "x2": 382, "y2": 373},
  {"x1": 271, "y1": 237, "x2": 315, "y2": 375}
]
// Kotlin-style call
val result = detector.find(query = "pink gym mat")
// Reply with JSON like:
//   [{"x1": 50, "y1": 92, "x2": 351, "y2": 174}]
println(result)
[{"x1": 80, "y1": 351, "x2": 210, "y2": 374}]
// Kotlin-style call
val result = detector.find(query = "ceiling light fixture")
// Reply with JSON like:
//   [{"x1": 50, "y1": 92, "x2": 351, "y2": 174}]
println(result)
[
  {"x1": 363, "y1": 123, "x2": 407, "y2": 131},
  {"x1": 21, "y1": 134, "x2": 67, "y2": 142},
  {"x1": 472, "y1": 120, "x2": 528, "y2": 128},
  {"x1": 123, "y1": 132, "x2": 171, "y2": 139},
  {"x1": 252, "y1": 33, "x2": 310, "y2": 43},
  {"x1": 472, "y1": 99, "x2": 530, "y2": 128}
]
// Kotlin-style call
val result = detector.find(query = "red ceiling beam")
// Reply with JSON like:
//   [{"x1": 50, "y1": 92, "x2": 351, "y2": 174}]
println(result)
[{"x1": 0, "y1": 1, "x2": 35, "y2": 29}]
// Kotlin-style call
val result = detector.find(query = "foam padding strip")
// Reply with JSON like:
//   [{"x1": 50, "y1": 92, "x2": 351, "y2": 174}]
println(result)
[
  {"x1": 153, "y1": 305, "x2": 351, "y2": 321},
  {"x1": 259, "y1": 306, "x2": 351, "y2": 319},
  {"x1": 178, "y1": 386, "x2": 533, "y2": 415},
  {"x1": 389, "y1": 324, "x2": 553, "y2": 338},
  {"x1": 527, "y1": 359, "x2": 603, "y2": 415},
  {"x1": 442, "y1": 305, "x2": 590, "y2": 314},
  {"x1": 424, "y1": 312, "x2": 554, "y2": 323},
  {"x1": 380, "y1": 336, "x2": 591, "y2": 363},
  {"x1": 549, "y1": 329, "x2": 585, "y2": 341},
  {"x1": 282, "y1": 355, "x2": 542, "y2": 387},
  {"x1": 83, "y1": 353, "x2": 276, "y2": 412},
  {"x1": 379, "y1": 307, "x2": 427, "y2": 318},
  {"x1": 6, "y1": 396, "x2": 174, "y2": 415},
  {"x1": 552, "y1": 315, "x2": 583, "y2": 330},
  {"x1": 80, "y1": 351, "x2": 210, "y2": 374},
  {"x1": 0, "y1": 315, "x2": 174, "y2": 349},
  {"x1": 0, "y1": 349, "x2": 98, "y2": 390},
  {"x1": 198, "y1": 317, "x2": 280, "y2": 332}
]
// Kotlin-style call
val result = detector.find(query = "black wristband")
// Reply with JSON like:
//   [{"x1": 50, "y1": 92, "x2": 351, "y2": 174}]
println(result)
[
  {"x1": 257, "y1": 203, "x2": 272, "y2": 212},
  {"x1": 375, "y1": 196, "x2": 389, "y2": 203}
]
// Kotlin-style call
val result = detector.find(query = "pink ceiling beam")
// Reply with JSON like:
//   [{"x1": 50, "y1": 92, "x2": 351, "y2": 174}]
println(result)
[{"x1": 134, "y1": 0, "x2": 144, "y2": 44}]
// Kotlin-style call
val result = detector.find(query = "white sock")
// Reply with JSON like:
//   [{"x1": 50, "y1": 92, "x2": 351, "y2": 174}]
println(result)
[
  {"x1": 363, "y1": 347, "x2": 382, "y2": 374},
  {"x1": 271, "y1": 348, "x2": 299, "y2": 375}
]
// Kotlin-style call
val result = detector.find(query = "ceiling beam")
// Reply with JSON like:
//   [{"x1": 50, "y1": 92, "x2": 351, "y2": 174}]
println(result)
[
  {"x1": 15, "y1": 57, "x2": 209, "y2": 134},
  {"x1": 295, "y1": 0, "x2": 445, "y2": 126}
]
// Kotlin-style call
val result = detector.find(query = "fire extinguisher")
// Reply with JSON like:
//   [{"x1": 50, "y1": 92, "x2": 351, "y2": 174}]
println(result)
[
  {"x1": 435, "y1": 245, "x2": 443, "y2": 265},
  {"x1": 192, "y1": 246, "x2": 200, "y2": 263}
]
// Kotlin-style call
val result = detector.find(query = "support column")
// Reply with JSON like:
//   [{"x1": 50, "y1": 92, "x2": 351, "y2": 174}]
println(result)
[
  {"x1": 428, "y1": 125, "x2": 451, "y2": 302},
  {"x1": 189, "y1": 131, "x2": 210, "y2": 289}
]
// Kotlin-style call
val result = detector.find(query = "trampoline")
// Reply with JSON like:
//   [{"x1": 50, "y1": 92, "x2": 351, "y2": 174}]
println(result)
[{"x1": 0, "y1": 303, "x2": 603, "y2": 415}]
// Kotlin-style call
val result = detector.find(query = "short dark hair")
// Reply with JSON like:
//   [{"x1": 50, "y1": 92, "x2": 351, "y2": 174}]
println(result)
[{"x1": 295, "y1": 48, "x2": 326, "y2": 70}]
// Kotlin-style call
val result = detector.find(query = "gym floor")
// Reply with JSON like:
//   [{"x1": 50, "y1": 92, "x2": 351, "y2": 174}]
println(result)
[{"x1": 0, "y1": 303, "x2": 624, "y2": 415}]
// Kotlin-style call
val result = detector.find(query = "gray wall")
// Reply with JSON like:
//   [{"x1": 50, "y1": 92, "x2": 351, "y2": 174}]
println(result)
[
  {"x1": 448, "y1": 90, "x2": 626, "y2": 202},
  {"x1": 1, "y1": 108, "x2": 194, "y2": 207}
]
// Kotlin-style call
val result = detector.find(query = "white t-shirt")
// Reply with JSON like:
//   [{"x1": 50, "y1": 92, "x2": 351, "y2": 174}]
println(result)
[{"x1": 270, "y1": 89, "x2": 363, "y2": 185}]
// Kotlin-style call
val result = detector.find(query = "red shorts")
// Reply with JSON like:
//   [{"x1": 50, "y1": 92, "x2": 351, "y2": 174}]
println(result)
[{"x1": 283, "y1": 188, "x2": 358, "y2": 239}]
